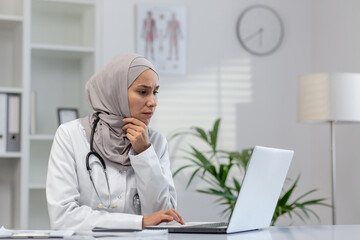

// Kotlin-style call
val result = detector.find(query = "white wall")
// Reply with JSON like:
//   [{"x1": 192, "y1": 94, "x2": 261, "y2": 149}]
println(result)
[
  {"x1": 312, "y1": 0, "x2": 360, "y2": 225},
  {"x1": 101, "y1": 0, "x2": 359, "y2": 226}
]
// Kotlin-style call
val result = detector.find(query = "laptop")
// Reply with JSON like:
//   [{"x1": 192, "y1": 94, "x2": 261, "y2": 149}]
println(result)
[{"x1": 146, "y1": 145, "x2": 293, "y2": 234}]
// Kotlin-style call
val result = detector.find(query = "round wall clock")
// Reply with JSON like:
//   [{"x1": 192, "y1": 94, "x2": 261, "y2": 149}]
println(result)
[{"x1": 236, "y1": 5, "x2": 284, "y2": 56}]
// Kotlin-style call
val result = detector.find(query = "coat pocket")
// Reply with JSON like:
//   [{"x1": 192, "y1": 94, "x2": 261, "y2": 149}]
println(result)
[{"x1": 130, "y1": 188, "x2": 141, "y2": 215}]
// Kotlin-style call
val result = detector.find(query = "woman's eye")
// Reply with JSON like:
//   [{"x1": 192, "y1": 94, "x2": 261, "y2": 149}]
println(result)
[
  {"x1": 154, "y1": 90, "x2": 159, "y2": 95},
  {"x1": 138, "y1": 90, "x2": 147, "y2": 95}
]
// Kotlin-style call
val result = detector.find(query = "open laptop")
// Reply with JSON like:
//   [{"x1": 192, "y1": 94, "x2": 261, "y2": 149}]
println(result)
[{"x1": 146, "y1": 146, "x2": 293, "y2": 234}]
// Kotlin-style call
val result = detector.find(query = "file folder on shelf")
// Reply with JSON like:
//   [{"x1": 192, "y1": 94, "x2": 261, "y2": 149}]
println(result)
[
  {"x1": 6, "y1": 94, "x2": 21, "y2": 152},
  {"x1": 0, "y1": 93, "x2": 7, "y2": 153}
]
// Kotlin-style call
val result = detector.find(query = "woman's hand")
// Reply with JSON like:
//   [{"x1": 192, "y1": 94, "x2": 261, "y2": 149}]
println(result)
[
  {"x1": 122, "y1": 118, "x2": 151, "y2": 154},
  {"x1": 142, "y1": 209, "x2": 185, "y2": 228}
]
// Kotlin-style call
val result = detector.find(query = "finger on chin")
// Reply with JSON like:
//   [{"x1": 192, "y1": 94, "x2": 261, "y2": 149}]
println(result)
[
  {"x1": 123, "y1": 117, "x2": 143, "y2": 125},
  {"x1": 123, "y1": 117, "x2": 133, "y2": 122}
]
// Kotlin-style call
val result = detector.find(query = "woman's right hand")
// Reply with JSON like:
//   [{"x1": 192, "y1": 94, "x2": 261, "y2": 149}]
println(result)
[{"x1": 142, "y1": 209, "x2": 184, "y2": 228}]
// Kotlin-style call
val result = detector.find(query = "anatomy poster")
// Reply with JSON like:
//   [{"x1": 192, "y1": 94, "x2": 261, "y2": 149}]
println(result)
[{"x1": 136, "y1": 5, "x2": 187, "y2": 75}]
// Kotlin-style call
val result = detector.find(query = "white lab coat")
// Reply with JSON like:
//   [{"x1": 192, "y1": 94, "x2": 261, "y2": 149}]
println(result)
[{"x1": 46, "y1": 119, "x2": 177, "y2": 230}]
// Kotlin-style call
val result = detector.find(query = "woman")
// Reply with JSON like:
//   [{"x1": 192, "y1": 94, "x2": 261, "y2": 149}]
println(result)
[{"x1": 46, "y1": 54, "x2": 184, "y2": 230}]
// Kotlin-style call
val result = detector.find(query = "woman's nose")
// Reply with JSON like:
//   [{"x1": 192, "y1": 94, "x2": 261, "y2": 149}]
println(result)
[{"x1": 147, "y1": 94, "x2": 157, "y2": 107}]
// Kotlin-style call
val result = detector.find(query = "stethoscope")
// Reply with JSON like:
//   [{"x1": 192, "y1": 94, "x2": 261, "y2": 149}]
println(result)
[
  {"x1": 86, "y1": 116, "x2": 112, "y2": 209},
  {"x1": 85, "y1": 115, "x2": 141, "y2": 212}
]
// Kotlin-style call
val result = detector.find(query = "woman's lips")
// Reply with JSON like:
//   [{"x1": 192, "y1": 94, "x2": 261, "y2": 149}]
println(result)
[{"x1": 143, "y1": 112, "x2": 153, "y2": 118}]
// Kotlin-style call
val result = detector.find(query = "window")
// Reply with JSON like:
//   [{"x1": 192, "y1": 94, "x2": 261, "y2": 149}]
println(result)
[{"x1": 151, "y1": 58, "x2": 252, "y2": 155}]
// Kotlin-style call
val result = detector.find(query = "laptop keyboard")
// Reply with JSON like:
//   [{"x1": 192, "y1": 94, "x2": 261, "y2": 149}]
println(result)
[{"x1": 187, "y1": 222, "x2": 228, "y2": 228}]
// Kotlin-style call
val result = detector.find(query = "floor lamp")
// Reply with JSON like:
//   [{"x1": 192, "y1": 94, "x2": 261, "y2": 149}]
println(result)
[{"x1": 297, "y1": 72, "x2": 360, "y2": 225}]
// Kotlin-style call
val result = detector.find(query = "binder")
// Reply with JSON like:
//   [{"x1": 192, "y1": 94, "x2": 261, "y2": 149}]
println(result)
[
  {"x1": 6, "y1": 94, "x2": 21, "y2": 152},
  {"x1": 0, "y1": 93, "x2": 7, "y2": 153}
]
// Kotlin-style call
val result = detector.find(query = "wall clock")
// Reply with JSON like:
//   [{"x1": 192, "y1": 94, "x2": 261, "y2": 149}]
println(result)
[{"x1": 236, "y1": 5, "x2": 284, "y2": 56}]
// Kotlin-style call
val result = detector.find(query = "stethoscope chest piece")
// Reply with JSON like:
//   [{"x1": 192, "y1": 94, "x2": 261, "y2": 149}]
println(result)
[
  {"x1": 133, "y1": 193, "x2": 141, "y2": 209},
  {"x1": 133, "y1": 193, "x2": 141, "y2": 214}
]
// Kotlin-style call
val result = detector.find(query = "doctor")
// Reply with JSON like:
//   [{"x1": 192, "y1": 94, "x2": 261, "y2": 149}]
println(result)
[{"x1": 46, "y1": 53, "x2": 184, "y2": 230}]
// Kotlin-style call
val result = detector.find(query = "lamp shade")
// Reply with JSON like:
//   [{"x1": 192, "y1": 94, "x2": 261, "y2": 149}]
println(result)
[{"x1": 297, "y1": 73, "x2": 360, "y2": 122}]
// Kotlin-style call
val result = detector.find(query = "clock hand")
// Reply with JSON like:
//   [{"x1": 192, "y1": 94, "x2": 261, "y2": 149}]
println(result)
[
  {"x1": 243, "y1": 28, "x2": 262, "y2": 43},
  {"x1": 259, "y1": 27, "x2": 263, "y2": 47}
]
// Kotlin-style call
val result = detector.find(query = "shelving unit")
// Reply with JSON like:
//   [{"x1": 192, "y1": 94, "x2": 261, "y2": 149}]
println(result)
[
  {"x1": 0, "y1": 0, "x2": 25, "y2": 229},
  {"x1": 26, "y1": 0, "x2": 99, "y2": 229},
  {"x1": 0, "y1": 0, "x2": 100, "y2": 229}
]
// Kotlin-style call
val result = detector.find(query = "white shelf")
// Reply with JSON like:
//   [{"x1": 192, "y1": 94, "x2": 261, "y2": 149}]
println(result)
[
  {"x1": 0, "y1": 15, "x2": 23, "y2": 22},
  {"x1": 0, "y1": 87, "x2": 23, "y2": 94},
  {"x1": 29, "y1": 135, "x2": 54, "y2": 141},
  {"x1": 31, "y1": 43, "x2": 95, "y2": 60},
  {"x1": 0, "y1": 17, "x2": 22, "y2": 29},
  {"x1": 31, "y1": 43, "x2": 95, "y2": 53},
  {"x1": 39, "y1": 0, "x2": 95, "y2": 5},
  {"x1": 0, "y1": 152, "x2": 22, "y2": 158}
]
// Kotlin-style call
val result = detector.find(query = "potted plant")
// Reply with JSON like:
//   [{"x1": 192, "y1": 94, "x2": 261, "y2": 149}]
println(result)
[{"x1": 169, "y1": 118, "x2": 330, "y2": 225}]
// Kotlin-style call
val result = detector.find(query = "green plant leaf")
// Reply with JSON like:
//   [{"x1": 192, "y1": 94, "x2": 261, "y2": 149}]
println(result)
[
  {"x1": 292, "y1": 188, "x2": 318, "y2": 203},
  {"x1": 292, "y1": 210, "x2": 305, "y2": 223},
  {"x1": 297, "y1": 198, "x2": 329, "y2": 206},
  {"x1": 233, "y1": 178, "x2": 241, "y2": 192},
  {"x1": 172, "y1": 164, "x2": 194, "y2": 177},
  {"x1": 209, "y1": 118, "x2": 221, "y2": 151},
  {"x1": 197, "y1": 189, "x2": 237, "y2": 200},
  {"x1": 201, "y1": 175, "x2": 224, "y2": 190},
  {"x1": 183, "y1": 156, "x2": 203, "y2": 168},
  {"x1": 304, "y1": 207, "x2": 321, "y2": 222},
  {"x1": 190, "y1": 146, "x2": 212, "y2": 167},
  {"x1": 296, "y1": 205, "x2": 310, "y2": 219},
  {"x1": 191, "y1": 127, "x2": 209, "y2": 144},
  {"x1": 277, "y1": 175, "x2": 300, "y2": 206},
  {"x1": 186, "y1": 168, "x2": 201, "y2": 189}
]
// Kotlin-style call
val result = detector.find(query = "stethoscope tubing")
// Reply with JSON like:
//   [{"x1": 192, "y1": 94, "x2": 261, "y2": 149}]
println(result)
[
  {"x1": 86, "y1": 114, "x2": 112, "y2": 209},
  {"x1": 85, "y1": 114, "x2": 141, "y2": 212}
]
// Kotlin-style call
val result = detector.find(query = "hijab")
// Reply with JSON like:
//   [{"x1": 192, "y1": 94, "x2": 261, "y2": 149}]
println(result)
[{"x1": 80, "y1": 53, "x2": 157, "y2": 169}]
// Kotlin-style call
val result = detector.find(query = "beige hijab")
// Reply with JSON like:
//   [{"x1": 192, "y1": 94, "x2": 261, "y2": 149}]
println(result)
[{"x1": 81, "y1": 54, "x2": 157, "y2": 169}]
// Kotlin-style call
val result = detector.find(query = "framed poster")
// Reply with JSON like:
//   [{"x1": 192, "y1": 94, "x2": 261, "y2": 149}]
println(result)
[
  {"x1": 57, "y1": 108, "x2": 78, "y2": 125},
  {"x1": 136, "y1": 5, "x2": 187, "y2": 75}
]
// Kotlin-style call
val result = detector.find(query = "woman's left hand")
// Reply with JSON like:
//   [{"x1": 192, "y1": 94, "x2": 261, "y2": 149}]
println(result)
[
  {"x1": 122, "y1": 118, "x2": 151, "y2": 154},
  {"x1": 142, "y1": 209, "x2": 185, "y2": 228}
]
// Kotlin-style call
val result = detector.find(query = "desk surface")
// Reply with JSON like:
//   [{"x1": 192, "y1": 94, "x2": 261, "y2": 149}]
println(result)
[
  {"x1": 167, "y1": 225, "x2": 360, "y2": 240},
  {"x1": 5, "y1": 225, "x2": 357, "y2": 239}
]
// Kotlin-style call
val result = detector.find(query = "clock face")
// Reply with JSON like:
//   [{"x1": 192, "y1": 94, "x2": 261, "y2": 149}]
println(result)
[{"x1": 236, "y1": 5, "x2": 284, "y2": 56}]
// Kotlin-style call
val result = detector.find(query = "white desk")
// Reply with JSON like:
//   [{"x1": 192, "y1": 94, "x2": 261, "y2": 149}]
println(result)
[
  {"x1": 3, "y1": 225, "x2": 358, "y2": 239},
  {"x1": 167, "y1": 225, "x2": 360, "y2": 240}
]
